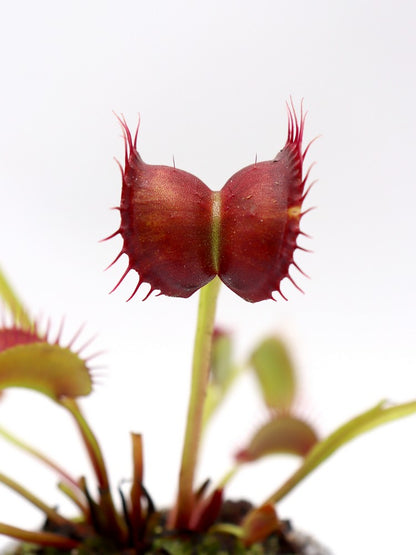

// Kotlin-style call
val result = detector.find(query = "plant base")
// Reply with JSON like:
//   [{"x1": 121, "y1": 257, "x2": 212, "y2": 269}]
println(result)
[{"x1": 2, "y1": 500, "x2": 332, "y2": 555}]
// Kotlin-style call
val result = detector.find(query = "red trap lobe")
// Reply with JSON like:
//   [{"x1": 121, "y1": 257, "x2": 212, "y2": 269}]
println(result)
[{"x1": 107, "y1": 102, "x2": 314, "y2": 303}]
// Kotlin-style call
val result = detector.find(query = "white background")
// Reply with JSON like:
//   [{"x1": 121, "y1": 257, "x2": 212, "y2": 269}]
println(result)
[{"x1": 0, "y1": 1, "x2": 415, "y2": 553}]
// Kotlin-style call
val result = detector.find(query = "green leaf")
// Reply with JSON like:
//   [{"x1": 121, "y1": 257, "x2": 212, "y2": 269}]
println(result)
[
  {"x1": 203, "y1": 329, "x2": 240, "y2": 430},
  {"x1": 0, "y1": 343, "x2": 92, "y2": 400},
  {"x1": 211, "y1": 329, "x2": 233, "y2": 387},
  {"x1": 249, "y1": 337, "x2": 296, "y2": 412},
  {"x1": 264, "y1": 399, "x2": 416, "y2": 505},
  {"x1": 235, "y1": 415, "x2": 319, "y2": 462}
]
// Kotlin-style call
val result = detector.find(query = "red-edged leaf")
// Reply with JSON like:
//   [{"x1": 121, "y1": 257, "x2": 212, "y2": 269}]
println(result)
[
  {"x1": 235, "y1": 414, "x2": 319, "y2": 463},
  {"x1": 189, "y1": 488, "x2": 224, "y2": 532},
  {"x1": 0, "y1": 343, "x2": 92, "y2": 400},
  {"x1": 241, "y1": 503, "x2": 281, "y2": 546}
]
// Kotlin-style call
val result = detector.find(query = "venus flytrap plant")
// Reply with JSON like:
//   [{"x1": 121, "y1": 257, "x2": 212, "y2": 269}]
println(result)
[
  {"x1": 106, "y1": 100, "x2": 313, "y2": 533},
  {"x1": 0, "y1": 102, "x2": 415, "y2": 554}
]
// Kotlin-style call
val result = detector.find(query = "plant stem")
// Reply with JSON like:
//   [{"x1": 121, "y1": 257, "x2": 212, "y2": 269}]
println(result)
[
  {"x1": 60, "y1": 398, "x2": 110, "y2": 491},
  {"x1": 60, "y1": 398, "x2": 126, "y2": 543},
  {"x1": 262, "y1": 399, "x2": 416, "y2": 507},
  {"x1": 217, "y1": 464, "x2": 240, "y2": 488},
  {"x1": 58, "y1": 481, "x2": 89, "y2": 516},
  {"x1": 0, "y1": 523, "x2": 79, "y2": 550},
  {"x1": 0, "y1": 266, "x2": 32, "y2": 328},
  {"x1": 173, "y1": 277, "x2": 221, "y2": 529},
  {"x1": 0, "y1": 424, "x2": 81, "y2": 492},
  {"x1": 0, "y1": 423, "x2": 88, "y2": 516},
  {"x1": 130, "y1": 433, "x2": 144, "y2": 545},
  {"x1": 0, "y1": 472, "x2": 72, "y2": 528}
]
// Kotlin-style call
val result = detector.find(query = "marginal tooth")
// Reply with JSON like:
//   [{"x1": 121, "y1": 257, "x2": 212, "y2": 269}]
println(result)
[
  {"x1": 109, "y1": 267, "x2": 130, "y2": 294},
  {"x1": 101, "y1": 229, "x2": 121, "y2": 243},
  {"x1": 287, "y1": 273, "x2": 304, "y2": 294},
  {"x1": 126, "y1": 278, "x2": 143, "y2": 302},
  {"x1": 104, "y1": 250, "x2": 124, "y2": 271},
  {"x1": 292, "y1": 261, "x2": 310, "y2": 279}
]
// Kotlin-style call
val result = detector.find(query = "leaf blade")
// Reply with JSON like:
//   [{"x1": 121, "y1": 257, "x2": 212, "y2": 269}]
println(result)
[
  {"x1": 235, "y1": 415, "x2": 319, "y2": 463},
  {"x1": 0, "y1": 343, "x2": 92, "y2": 400},
  {"x1": 264, "y1": 399, "x2": 416, "y2": 506},
  {"x1": 249, "y1": 337, "x2": 296, "y2": 412}
]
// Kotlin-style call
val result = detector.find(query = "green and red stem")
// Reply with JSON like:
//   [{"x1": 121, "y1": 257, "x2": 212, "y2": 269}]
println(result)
[
  {"x1": 172, "y1": 277, "x2": 221, "y2": 529},
  {"x1": 60, "y1": 398, "x2": 127, "y2": 543}
]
